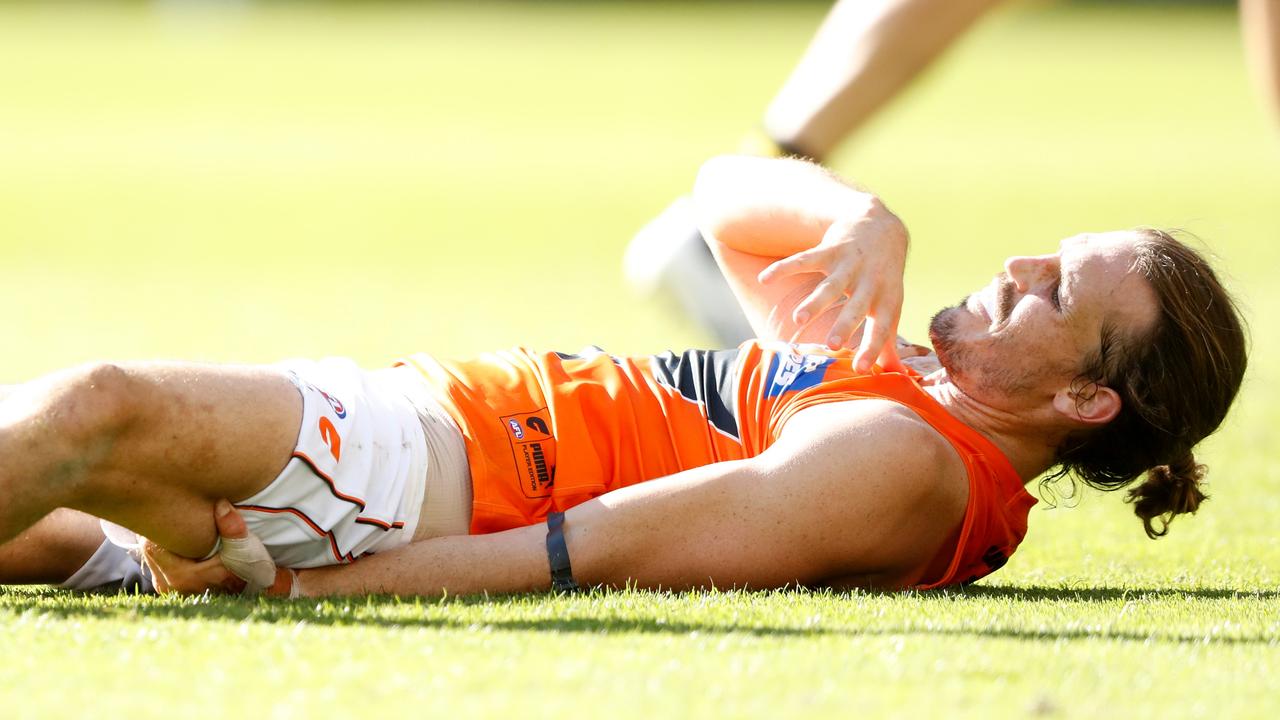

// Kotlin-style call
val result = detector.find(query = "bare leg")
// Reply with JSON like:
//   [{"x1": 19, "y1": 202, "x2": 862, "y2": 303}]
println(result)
[
  {"x1": 0, "y1": 362, "x2": 300, "y2": 558},
  {"x1": 764, "y1": 0, "x2": 1004, "y2": 159},
  {"x1": 1241, "y1": 0, "x2": 1280, "y2": 128},
  {"x1": 0, "y1": 508, "x2": 103, "y2": 584}
]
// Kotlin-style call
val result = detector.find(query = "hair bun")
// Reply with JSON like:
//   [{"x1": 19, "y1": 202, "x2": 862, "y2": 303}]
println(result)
[{"x1": 1125, "y1": 452, "x2": 1207, "y2": 538}]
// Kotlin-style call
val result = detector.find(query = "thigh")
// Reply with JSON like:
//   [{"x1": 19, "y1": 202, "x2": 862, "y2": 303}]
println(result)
[{"x1": 81, "y1": 362, "x2": 302, "y2": 557}]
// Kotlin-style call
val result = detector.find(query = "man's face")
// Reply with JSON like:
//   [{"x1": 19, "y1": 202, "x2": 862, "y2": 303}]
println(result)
[{"x1": 928, "y1": 231, "x2": 1159, "y2": 410}]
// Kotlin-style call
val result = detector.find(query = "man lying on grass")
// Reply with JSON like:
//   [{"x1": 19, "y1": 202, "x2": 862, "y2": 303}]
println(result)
[{"x1": 0, "y1": 156, "x2": 1247, "y2": 598}]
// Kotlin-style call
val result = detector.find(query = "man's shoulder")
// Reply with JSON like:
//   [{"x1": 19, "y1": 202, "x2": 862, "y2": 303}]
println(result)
[
  {"x1": 765, "y1": 397, "x2": 970, "y2": 585},
  {"x1": 781, "y1": 398, "x2": 968, "y2": 495},
  {"x1": 782, "y1": 396, "x2": 948, "y2": 443}
]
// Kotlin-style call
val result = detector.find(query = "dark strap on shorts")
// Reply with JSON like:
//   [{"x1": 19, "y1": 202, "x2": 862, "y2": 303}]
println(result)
[{"x1": 545, "y1": 511, "x2": 580, "y2": 593}]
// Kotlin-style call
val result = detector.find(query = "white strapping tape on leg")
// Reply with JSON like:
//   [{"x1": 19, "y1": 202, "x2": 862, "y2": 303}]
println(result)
[{"x1": 219, "y1": 533, "x2": 278, "y2": 595}]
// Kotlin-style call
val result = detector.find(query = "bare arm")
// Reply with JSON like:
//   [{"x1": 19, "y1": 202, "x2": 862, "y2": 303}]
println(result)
[
  {"x1": 692, "y1": 155, "x2": 908, "y2": 371},
  {"x1": 1241, "y1": 0, "x2": 1280, "y2": 129},
  {"x1": 293, "y1": 401, "x2": 965, "y2": 597},
  {"x1": 765, "y1": 0, "x2": 1005, "y2": 159},
  {"x1": 693, "y1": 156, "x2": 882, "y2": 259}
]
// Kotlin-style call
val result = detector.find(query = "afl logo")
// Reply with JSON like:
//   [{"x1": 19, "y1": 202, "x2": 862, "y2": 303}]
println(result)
[
  {"x1": 319, "y1": 390, "x2": 347, "y2": 419},
  {"x1": 508, "y1": 419, "x2": 524, "y2": 439}
]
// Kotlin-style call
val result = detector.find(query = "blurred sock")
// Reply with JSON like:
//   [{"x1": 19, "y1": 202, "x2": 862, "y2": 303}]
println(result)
[
  {"x1": 623, "y1": 197, "x2": 755, "y2": 348},
  {"x1": 624, "y1": 127, "x2": 811, "y2": 348}
]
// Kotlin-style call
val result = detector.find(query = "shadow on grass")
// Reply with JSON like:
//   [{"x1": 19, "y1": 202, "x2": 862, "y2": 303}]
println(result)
[{"x1": 2, "y1": 583, "x2": 1277, "y2": 645}]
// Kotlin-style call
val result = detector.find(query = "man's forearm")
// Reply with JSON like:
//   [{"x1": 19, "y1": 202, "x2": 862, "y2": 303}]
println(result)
[
  {"x1": 295, "y1": 524, "x2": 549, "y2": 597},
  {"x1": 292, "y1": 466, "x2": 730, "y2": 597},
  {"x1": 291, "y1": 455, "x2": 852, "y2": 597},
  {"x1": 692, "y1": 155, "x2": 896, "y2": 259}
]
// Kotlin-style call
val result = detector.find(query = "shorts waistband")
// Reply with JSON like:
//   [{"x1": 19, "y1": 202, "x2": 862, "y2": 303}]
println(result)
[{"x1": 373, "y1": 365, "x2": 472, "y2": 540}]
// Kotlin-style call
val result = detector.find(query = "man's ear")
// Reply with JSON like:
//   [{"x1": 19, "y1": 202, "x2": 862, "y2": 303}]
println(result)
[{"x1": 1052, "y1": 381, "x2": 1121, "y2": 426}]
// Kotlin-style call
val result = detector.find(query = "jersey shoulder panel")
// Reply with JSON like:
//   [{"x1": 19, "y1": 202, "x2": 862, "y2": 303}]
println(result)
[{"x1": 648, "y1": 347, "x2": 744, "y2": 439}]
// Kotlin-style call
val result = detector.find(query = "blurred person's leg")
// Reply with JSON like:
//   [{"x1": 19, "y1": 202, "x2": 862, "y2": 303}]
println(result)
[
  {"x1": 1241, "y1": 0, "x2": 1280, "y2": 130},
  {"x1": 625, "y1": 196, "x2": 758, "y2": 345},
  {"x1": 764, "y1": 0, "x2": 1005, "y2": 158},
  {"x1": 627, "y1": 0, "x2": 1004, "y2": 347}
]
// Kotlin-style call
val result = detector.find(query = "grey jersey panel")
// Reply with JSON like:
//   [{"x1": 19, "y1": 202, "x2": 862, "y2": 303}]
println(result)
[{"x1": 648, "y1": 348, "x2": 742, "y2": 439}]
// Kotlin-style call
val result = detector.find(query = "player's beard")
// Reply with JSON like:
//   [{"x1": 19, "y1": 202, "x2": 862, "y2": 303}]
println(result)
[
  {"x1": 929, "y1": 298, "x2": 1033, "y2": 397},
  {"x1": 928, "y1": 300, "x2": 969, "y2": 373}
]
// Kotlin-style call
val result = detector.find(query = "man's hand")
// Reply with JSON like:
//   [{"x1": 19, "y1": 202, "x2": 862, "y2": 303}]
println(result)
[
  {"x1": 141, "y1": 501, "x2": 294, "y2": 596},
  {"x1": 141, "y1": 503, "x2": 246, "y2": 595},
  {"x1": 757, "y1": 201, "x2": 908, "y2": 371}
]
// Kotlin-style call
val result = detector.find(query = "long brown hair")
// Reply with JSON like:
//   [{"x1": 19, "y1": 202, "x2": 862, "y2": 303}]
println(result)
[{"x1": 1046, "y1": 229, "x2": 1247, "y2": 538}]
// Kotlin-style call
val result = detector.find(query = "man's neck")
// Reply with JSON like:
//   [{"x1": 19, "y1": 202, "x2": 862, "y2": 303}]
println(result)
[{"x1": 919, "y1": 371, "x2": 1063, "y2": 484}]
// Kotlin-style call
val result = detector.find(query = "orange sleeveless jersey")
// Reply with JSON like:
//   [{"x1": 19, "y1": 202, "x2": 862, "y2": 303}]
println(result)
[{"x1": 399, "y1": 340, "x2": 1037, "y2": 589}]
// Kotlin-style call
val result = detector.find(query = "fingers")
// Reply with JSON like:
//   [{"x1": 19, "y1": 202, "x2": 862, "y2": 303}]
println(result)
[
  {"x1": 864, "y1": 315, "x2": 899, "y2": 372},
  {"x1": 264, "y1": 567, "x2": 298, "y2": 598},
  {"x1": 872, "y1": 335, "x2": 908, "y2": 375},
  {"x1": 787, "y1": 311, "x2": 821, "y2": 344},
  {"x1": 793, "y1": 275, "x2": 853, "y2": 327},
  {"x1": 141, "y1": 538, "x2": 180, "y2": 593},
  {"x1": 222, "y1": 574, "x2": 249, "y2": 594},
  {"x1": 219, "y1": 534, "x2": 278, "y2": 593},
  {"x1": 213, "y1": 499, "x2": 279, "y2": 593},
  {"x1": 855, "y1": 314, "x2": 902, "y2": 374},
  {"x1": 757, "y1": 249, "x2": 822, "y2": 285},
  {"x1": 214, "y1": 499, "x2": 249, "y2": 539},
  {"x1": 766, "y1": 252, "x2": 858, "y2": 328},
  {"x1": 141, "y1": 539, "x2": 172, "y2": 594},
  {"x1": 825, "y1": 284, "x2": 874, "y2": 350},
  {"x1": 760, "y1": 209, "x2": 908, "y2": 354},
  {"x1": 142, "y1": 539, "x2": 244, "y2": 595},
  {"x1": 852, "y1": 284, "x2": 904, "y2": 370},
  {"x1": 143, "y1": 501, "x2": 276, "y2": 596},
  {"x1": 785, "y1": 249, "x2": 862, "y2": 326}
]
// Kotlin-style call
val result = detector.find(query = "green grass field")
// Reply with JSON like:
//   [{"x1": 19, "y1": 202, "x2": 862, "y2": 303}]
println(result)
[{"x1": 1, "y1": 1, "x2": 1278, "y2": 717}]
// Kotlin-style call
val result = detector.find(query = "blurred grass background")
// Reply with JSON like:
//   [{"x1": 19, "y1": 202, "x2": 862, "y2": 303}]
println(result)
[{"x1": 1, "y1": 1, "x2": 1277, "y2": 718}]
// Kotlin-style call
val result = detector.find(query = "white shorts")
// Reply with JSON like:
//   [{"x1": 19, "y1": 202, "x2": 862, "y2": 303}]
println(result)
[{"x1": 235, "y1": 358, "x2": 471, "y2": 568}]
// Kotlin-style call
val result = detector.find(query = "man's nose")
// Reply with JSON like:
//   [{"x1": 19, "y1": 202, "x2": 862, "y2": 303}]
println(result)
[{"x1": 1003, "y1": 254, "x2": 1056, "y2": 292}]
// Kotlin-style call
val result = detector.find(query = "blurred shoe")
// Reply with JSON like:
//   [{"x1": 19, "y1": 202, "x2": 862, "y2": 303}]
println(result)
[{"x1": 624, "y1": 196, "x2": 755, "y2": 348}]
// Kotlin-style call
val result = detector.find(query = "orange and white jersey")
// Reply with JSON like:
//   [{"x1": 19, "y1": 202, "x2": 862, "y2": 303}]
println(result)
[{"x1": 400, "y1": 340, "x2": 1037, "y2": 589}]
